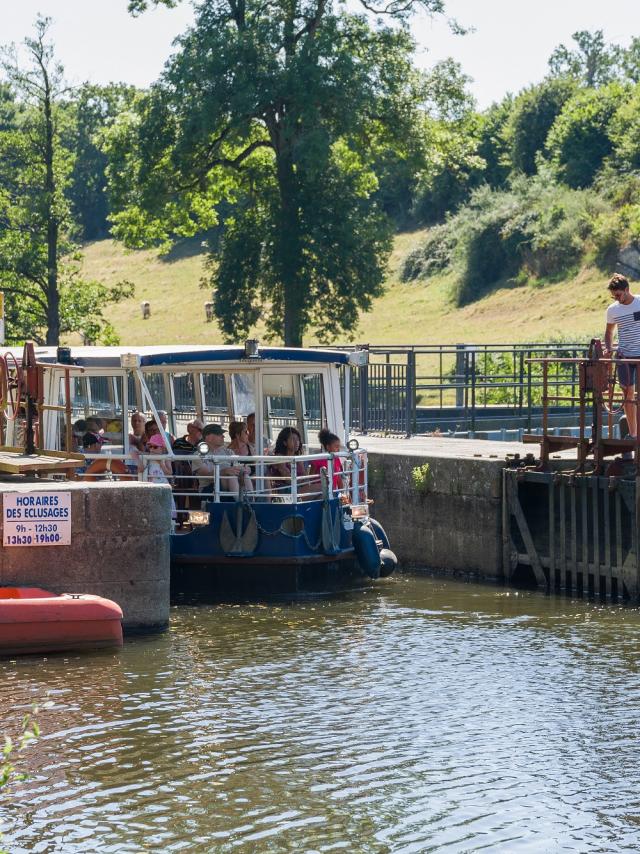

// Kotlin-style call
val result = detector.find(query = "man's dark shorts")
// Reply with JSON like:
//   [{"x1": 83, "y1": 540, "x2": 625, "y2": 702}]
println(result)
[{"x1": 617, "y1": 353, "x2": 639, "y2": 388}]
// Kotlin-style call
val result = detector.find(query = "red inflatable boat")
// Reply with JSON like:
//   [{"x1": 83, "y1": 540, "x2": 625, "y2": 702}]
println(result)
[{"x1": 0, "y1": 587, "x2": 123, "y2": 655}]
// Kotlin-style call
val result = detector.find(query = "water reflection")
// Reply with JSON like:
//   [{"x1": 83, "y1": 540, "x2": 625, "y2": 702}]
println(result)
[{"x1": 2, "y1": 575, "x2": 640, "y2": 852}]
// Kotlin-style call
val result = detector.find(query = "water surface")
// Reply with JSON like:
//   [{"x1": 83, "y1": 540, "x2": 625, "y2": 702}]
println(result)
[{"x1": 2, "y1": 575, "x2": 640, "y2": 852}]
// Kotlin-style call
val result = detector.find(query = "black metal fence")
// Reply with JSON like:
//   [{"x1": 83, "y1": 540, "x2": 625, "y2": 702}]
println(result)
[{"x1": 339, "y1": 343, "x2": 589, "y2": 436}]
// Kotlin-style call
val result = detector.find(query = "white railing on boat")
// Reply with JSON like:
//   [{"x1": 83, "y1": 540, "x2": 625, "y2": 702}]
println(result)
[{"x1": 78, "y1": 450, "x2": 368, "y2": 508}]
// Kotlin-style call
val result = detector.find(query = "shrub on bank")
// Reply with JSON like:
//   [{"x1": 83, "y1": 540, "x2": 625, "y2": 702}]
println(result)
[{"x1": 402, "y1": 171, "x2": 606, "y2": 305}]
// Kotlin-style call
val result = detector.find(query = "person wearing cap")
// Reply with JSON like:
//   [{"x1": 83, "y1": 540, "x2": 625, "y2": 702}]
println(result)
[
  {"x1": 142, "y1": 433, "x2": 177, "y2": 519},
  {"x1": 193, "y1": 423, "x2": 253, "y2": 498},
  {"x1": 172, "y1": 418, "x2": 204, "y2": 453},
  {"x1": 82, "y1": 431, "x2": 104, "y2": 454},
  {"x1": 80, "y1": 432, "x2": 130, "y2": 481}
]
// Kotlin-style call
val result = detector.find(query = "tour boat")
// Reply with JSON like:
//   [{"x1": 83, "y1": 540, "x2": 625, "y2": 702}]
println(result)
[
  {"x1": 1, "y1": 343, "x2": 397, "y2": 593},
  {"x1": 0, "y1": 587, "x2": 123, "y2": 655}
]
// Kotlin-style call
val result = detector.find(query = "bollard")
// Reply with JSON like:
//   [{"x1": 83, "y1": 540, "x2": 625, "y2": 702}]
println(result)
[
  {"x1": 204, "y1": 301, "x2": 215, "y2": 322},
  {"x1": 141, "y1": 301, "x2": 151, "y2": 320}
]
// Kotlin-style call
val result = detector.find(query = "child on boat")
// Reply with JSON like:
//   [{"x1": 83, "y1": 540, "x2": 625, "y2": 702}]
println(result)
[
  {"x1": 144, "y1": 433, "x2": 177, "y2": 520},
  {"x1": 309, "y1": 428, "x2": 345, "y2": 494}
]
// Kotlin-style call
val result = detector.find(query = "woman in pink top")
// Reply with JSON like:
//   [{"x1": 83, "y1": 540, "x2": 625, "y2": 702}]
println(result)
[{"x1": 309, "y1": 428, "x2": 344, "y2": 493}]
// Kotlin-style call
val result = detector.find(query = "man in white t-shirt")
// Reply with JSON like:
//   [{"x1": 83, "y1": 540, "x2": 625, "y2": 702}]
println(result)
[{"x1": 604, "y1": 273, "x2": 640, "y2": 437}]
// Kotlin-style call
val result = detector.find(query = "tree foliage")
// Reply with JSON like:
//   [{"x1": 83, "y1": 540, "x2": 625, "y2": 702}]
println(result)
[
  {"x1": 0, "y1": 17, "x2": 133, "y2": 345},
  {"x1": 546, "y1": 82, "x2": 626, "y2": 188},
  {"x1": 108, "y1": 0, "x2": 447, "y2": 346},
  {"x1": 548, "y1": 30, "x2": 619, "y2": 87},
  {"x1": 507, "y1": 78, "x2": 575, "y2": 175},
  {"x1": 67, "y1": 82, "x2": 138, "y2": 241}
]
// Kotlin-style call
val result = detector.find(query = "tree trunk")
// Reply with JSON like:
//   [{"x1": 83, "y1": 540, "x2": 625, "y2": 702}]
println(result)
[
  {"x1": 275, "y1": 148, "x2": 305, "y2": 348},
  {"x1": 43, "y1": 70, "x2": 59, "y2": 346}
]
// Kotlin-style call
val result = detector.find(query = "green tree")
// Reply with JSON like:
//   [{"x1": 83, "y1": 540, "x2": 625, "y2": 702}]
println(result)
[
  {"x1": 609, "y1": 83, "x2": 640, "y2": 170},
  {"x1": 545, "y1": 82, "x2": 626, "y2": 188},
  {"x1": 0, "y1": 17, "x2": 133, "y2": 345},
  {"x1": 474, "y1": 95, "x2": 514, "y2": 187},
  {"x1": 548, "y1": 29, "x2": 619, "y2": 87},
  {"x1": 507, "y1": 77, "x2": 575, "y2": 175},
  {"x1": 67, "y1": 82, "x2": 138, "y2": 241},
  {"x1": 108, "y1": 0, "x2": 447, "y2": 346},
  {"x1": 621, "y1": 36, "x2": 640, "y2": 83}
]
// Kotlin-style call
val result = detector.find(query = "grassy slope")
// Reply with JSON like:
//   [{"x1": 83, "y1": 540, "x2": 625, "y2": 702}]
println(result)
[{"x1": 83, "y1": 232, "x2": 610, "y2": 347}]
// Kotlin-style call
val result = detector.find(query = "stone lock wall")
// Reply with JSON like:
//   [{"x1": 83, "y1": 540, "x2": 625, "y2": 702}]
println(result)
[
  {"x1": 367, "y1": 452, "x2": 505, "y2": 579},
  {"x1": 0, "y1": 480, "x2": 172, "y2": 632}
]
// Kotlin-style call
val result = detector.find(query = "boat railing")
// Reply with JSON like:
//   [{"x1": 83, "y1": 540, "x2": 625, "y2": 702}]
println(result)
[{"x1": 77, "y1": 449, "x2": 368, "y2": 508}]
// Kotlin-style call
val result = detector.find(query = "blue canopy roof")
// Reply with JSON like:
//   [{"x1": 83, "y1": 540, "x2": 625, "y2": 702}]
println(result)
[{"x1": 17, "y1": 344, "x2": 357, "y2": 368}]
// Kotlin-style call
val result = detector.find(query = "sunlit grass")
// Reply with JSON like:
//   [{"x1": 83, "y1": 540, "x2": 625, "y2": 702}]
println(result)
[{"x1": 81, "y1": 233, "x2": 610, "y2": 349}]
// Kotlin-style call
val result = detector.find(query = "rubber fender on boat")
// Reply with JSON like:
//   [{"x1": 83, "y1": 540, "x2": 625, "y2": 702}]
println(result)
[
  {"x1": 379, "y1": 548, "x2": 398, "y2": 578},
  {"x1": 368, "y1": 517, "x2": 390, "y2": 551},
  {"x1": 352, "y1": 522, "x2": 381, "y2": 579}
]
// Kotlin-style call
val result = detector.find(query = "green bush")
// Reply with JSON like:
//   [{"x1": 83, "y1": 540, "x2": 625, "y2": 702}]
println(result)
[
  {"x1": 411, "y1": 462, "x2": 432, "y2": 495},
  {"x1": 546, "y1": 83, "x2": 627, "y2": 188},
  {"x1": 401, "y1": 170, "x2": 608, "y2": 302},
  {"x1": 402, "y1": 222, "x2": 457, "y2": 281}
]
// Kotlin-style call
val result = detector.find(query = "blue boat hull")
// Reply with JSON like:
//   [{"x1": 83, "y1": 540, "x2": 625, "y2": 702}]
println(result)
[{"x1": 170, "y1": 497, "x2": 375, "y2": 594}]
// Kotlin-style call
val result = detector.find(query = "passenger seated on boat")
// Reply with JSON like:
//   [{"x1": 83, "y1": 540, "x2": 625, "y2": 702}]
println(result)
[
  {"x1": 144, "y1": 419, "x2": 161, "y2": 448},
  {"x1": 80, "y1": 432, "x2": 129, "y2": 481},
  {"x1": 72, "y1": 419, "x2": 88, "y2": 452},
  {"x1": 86, "y1": 417, "x2": 105, "y2": 439},
  {"x1": 247, "y1": 412, "x2": 256, "y2": 449},
  {"x1": 228, "y1": 420, "x2": 255, "y2": 456},
  {"x1": 143, "y1": 433, "x2": 177, "y2": 520},
  {"x1": 171, "y1": 418, "x2": 204, "y2": 524},
  {"x1": 267, "y1": 427, "x2": 308, "y2": 496},
  {"x1": 309, "y1": 428, "x2": 345, "y2": 494},
  {"x1": 194, "y1": 423, "x2": 253, "y2": 499},
  {"x1": 129, "y1": 411, "x2": 146, "y2": 452},
  {"x1": 157, "y1": 409, "x2": 175, "y2": 445}
]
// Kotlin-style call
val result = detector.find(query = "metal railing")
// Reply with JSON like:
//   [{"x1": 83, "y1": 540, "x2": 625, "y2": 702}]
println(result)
[
  {"x1": 338, "y1": 343, "x2": 589, "y2": 436},
  {"x1": 77, "y1": 449, "x2": 368, "y2": 518}
]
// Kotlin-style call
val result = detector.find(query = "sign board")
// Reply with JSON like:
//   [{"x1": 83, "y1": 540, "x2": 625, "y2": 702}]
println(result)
[{"x1": 3, "y1": 492, "x2": 71, "y2": 547}]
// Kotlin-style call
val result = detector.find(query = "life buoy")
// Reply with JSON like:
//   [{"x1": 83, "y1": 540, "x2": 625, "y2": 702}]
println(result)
[
  {"x1": 379, "y1": 548, "x2": 398, "y2": 578},
  {"x1": 352, "y1": 521, "x2": 381, "y2": 579},
  {"x1": 368, "y1": 517, "x2": 390, "y2": 550}
]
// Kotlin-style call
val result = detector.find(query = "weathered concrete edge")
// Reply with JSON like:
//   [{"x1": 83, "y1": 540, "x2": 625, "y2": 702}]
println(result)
[
  {"x1": 0, "y1": 480, "x2": 172, "y2": 633},
  {"x1": 368, "y1": 450, "x2": 507, "y2": 580}
]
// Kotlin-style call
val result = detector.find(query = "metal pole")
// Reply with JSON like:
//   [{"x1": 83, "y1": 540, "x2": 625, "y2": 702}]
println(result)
[
  {"x1": 404, "y1": 351, "x2": 413, "y2": 437},
  {"x1": 455, "y1": 344, "x2": 464, "y2": 408},
  {"x1": 471, "y1": 350, "x2": 476, "y2": 433}
]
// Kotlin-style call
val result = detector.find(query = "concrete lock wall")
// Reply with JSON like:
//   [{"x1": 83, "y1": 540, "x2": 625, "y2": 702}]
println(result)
[
  {"x1": 0, "y1": 480, "x2": 172, "y2": 632},
  {"x1": 367, "y1": 452, "x2": 505, "y2": 579}
]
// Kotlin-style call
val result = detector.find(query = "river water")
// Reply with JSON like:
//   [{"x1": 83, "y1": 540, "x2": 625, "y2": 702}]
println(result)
[{"x1": 2, "y1": 574, "x2": 640, "y2": 853}]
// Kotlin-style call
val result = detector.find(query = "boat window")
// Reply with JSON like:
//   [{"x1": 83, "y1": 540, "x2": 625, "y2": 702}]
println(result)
[
  {"x1": 127, "y1": 373, "x2": 139, "y2": 413},
  {"x1": 171, "y1": 371, "x2": 198, "y2": 438},
  {"x1": 202, "y1": 373, "x2": 229, "y2": 424},
  {"x1": 143, "y1": 372, "x2": 169, "y2": 411},
  {"x1": 230, "y1": 373, "x2": 254, "y2": 419},
  {"x1": 262, "y1": 372, "x2": 325, "y2": 449},
  {"x1": 301, "y1": 373, "x2": 324, "y2": 445},
  {"x1": 58, "y1": 375, "x2": 124, "y2": 453}
]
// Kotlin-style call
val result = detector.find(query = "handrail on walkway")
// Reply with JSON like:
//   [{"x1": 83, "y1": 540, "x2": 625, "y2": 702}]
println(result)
[{"x1": 334, "y1": 342, "x2": 589, "y2": 436}]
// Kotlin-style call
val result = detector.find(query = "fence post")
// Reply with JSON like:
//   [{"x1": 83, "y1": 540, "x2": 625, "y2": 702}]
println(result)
[
  {"x1": 359, "y1": 355, "x2": 369, "y2": 435},
  {"x1": 455, "y1": 344, "x2": 465, "y2": 409},
  {"x1": 470, "y1": 349, "x2": 477, "y2": 433},
  {"x1": 405, "y1": 350, "x2": 415, "y2": 437},
  {"x1": 527, "y1": 351, "x2": 533, "y2": 432},
  {"x1": 385, "y1": 354, "x2": 391, "y2": 435}
]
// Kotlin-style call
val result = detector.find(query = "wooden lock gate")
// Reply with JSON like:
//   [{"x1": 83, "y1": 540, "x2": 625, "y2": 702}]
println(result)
[{"x1": 503, "y1": 468, "x2": 640, "y2": 599}]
